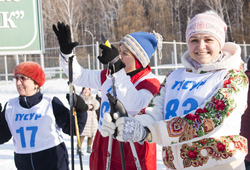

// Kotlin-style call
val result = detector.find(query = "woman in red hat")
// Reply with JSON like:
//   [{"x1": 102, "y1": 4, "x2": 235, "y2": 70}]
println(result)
[{"x1": 0, "y1": 61, "x2": 88, "y2": 170}]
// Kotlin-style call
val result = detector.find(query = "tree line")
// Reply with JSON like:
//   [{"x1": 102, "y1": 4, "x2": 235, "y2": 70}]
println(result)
[{"x1": 42, "y1": 0, "x2": 250, "y2": 49}]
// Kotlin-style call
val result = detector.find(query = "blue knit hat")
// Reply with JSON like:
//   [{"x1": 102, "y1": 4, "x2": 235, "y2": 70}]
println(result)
[{"x1": 120, "y1": 32, "x2": 160, "y2": 68}]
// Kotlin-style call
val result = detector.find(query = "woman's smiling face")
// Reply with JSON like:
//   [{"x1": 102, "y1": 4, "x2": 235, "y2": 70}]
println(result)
[{"x1": 187, "y1": 34, "x2": 221, "y2": 64}]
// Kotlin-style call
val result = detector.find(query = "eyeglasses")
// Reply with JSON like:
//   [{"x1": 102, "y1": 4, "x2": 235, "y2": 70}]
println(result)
[{"x1": 14, "y1": 76, "x2": 31, "y2": 82}]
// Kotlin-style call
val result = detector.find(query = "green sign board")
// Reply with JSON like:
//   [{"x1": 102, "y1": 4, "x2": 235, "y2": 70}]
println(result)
[{"x1": 0, "y1": 0, "x2": 44, "y2": 55}]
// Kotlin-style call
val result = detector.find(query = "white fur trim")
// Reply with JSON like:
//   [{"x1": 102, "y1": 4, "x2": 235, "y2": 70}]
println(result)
[{"x1": 182, "y1": 42, "x2": 242, "y2": 73}]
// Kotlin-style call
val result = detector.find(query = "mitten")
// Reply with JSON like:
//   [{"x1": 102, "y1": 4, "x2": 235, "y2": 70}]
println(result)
[
  {"x1": 66, "y1": 93, "x2": 88, "y2": 113},
  {"x1": 98, "y1": 44, "x2": 125, "y2": 74},
  {"x1": 116, "y1": 117, "x2": 147, "y2": 142},
  {"x1": 52, "y1": 22, "x2": 79, "y2": 54}
]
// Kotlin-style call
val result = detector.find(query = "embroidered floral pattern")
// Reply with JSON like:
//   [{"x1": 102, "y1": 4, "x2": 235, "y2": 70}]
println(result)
[
  {"x1": 162, "y1": 70, "x2": 248, "y2": 168},
  {"x1": 180, "y1": 70, "x2": 248, "y2": 139},
  {"x1": 162, "y1": 146, "x2": 176, "y2": 169},
  {"x1": 179, "y1": 136, "x2": 247, "y2": 168},
  {"x1": 166, "y1": 117, "x2": 189, "y2": 137},
  {"x1": 166, "y1": 117, "x2": 197, "y2": 143}
]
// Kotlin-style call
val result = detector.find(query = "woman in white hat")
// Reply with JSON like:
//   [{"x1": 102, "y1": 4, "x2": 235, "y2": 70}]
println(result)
[{"x1": 102, "y1": 10, "x2": 248, "y2": 170}]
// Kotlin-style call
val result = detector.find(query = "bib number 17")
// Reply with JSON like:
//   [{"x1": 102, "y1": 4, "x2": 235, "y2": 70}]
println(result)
[{"x1": 16, "y1": 126, "x2": 38, "y2": 148}]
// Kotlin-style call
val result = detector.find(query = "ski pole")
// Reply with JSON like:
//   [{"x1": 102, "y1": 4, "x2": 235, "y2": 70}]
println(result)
[
  {"x1": 68, "y1": 56, "x2": 83, "y2": 170},
  {"x1": 101, "y1": 34, "x2": 126, "y2": 170},
  {"x1": 72, "y1": 88, "x2": 84, "y2": 170},
  {"x1": 105, "y1": 74, "x2": 126, "y2": 170},
  {"x1": 107, "y1": 93, "x2": 142, "y2": 170},
  {"x1": 112, "y1": 76, "x2": 126, "y2": 170}
]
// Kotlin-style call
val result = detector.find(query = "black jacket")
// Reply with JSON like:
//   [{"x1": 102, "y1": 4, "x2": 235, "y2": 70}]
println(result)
[{"x1": 0, "y1": 91, "x2": 87, "y2": 170}]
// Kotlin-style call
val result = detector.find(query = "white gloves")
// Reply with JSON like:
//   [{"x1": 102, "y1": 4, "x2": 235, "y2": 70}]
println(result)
[
  {"x1": 100, "y1": 112, "x2": 146, "y2": 142},
  {"x1": 100, "y1": 112, "x2": 117, "y2": 137}
]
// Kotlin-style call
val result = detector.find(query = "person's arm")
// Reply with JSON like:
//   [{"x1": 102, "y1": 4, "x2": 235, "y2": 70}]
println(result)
[
  {"x1": 113, "y1": 69, "x2": 160, "y2": 115},
  {"x1": 52, "y1": 96, "x2": 88, "y2": 135},
  {"x1": 0, "y1": 103, "x2": 12, "y2": 144},
  {"x1": 146, "y1": 69, "x2": 248, "y2": 146},
  {"x1": 60, "y1": 54, "x2": 102, "y2": 90},
  {"x1": 100, "y1": 74, "x2": 167, "y2": 141},
  {"x1": 53, "y1": 22, "x2": 102, "y2": 90},
  {"x1": 109, "y1": 70, "x2": 248, "y2": 145}
]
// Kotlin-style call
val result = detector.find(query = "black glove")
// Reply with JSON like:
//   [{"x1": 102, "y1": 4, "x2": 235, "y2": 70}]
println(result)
[
  {"x1": 98, "y1": 44, "x2": 125, "y2": 74},
  {"x1": 52, "y1": 22, "x2": 79, "y2": 54},
  {"x1": 66, "y1": 93, "x2": 88, "y2": 113},
  {"x1": 0, "y1": 103, "x2": 2, "y2": 112},
  {"x1": 98, "y1": 44, "x2": 119, "y2": 64}
]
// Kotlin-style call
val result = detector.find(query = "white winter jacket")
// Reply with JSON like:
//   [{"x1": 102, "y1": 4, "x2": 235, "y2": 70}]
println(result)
[{"x1": 135, "y1": 42, "x2": 248, "y2": 170}]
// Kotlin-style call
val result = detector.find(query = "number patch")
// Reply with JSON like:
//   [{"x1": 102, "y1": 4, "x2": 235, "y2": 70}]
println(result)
[
  {"x1": 100, "y1": 101, "x2": 110, "y2": 126},
  {"x1": 16, "y1": 126, "x2": 38, "y2": 148},
  {"x1": 165, "y1": 98, "x2": 198, "y2": 119}
]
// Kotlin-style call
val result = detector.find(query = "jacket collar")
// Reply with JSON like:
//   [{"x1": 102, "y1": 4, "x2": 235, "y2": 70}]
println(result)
[
  {"x1": 181, "y1": 42, "x2": 242, "y2": 73},
  {"x1": 19, "y1": 91, "x2": 43, "y2": 108}
]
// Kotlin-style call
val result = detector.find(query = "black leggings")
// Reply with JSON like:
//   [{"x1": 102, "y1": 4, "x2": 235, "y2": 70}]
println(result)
[
  {"x1": 14, "y1": 142, "x2": 69, "y2": 170},
  {"x1": 245, "y1": 159, "x2": 250, "y2": 170}
]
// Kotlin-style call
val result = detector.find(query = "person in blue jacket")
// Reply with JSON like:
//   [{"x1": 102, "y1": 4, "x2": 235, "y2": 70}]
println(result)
[{"x1": 0, "y1": 61, "x2": 88, "y2": 170}]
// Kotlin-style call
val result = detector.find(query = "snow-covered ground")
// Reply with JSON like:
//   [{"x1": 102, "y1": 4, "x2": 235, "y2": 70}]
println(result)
[{"x1": 0, "y1": 78, "x2": 166, "y2": 170}]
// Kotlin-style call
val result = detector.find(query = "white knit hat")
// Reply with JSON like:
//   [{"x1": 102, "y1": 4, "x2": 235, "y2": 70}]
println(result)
[{"x1": 186, "y1": 11, "x2": 227, "y2": 48}]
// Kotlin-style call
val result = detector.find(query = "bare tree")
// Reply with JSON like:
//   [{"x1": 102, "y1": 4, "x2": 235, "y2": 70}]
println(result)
[
  {"x1": 41, "y1": 0, "x2": 250, "y2": 51},
  {"x1": 42, "y1": 0, "x2": 83, "y2": 42}
]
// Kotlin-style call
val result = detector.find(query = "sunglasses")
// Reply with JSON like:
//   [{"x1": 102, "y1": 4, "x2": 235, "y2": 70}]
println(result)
[{"x1": 14, "y1": 76, "x2": 31, "y2": 82}]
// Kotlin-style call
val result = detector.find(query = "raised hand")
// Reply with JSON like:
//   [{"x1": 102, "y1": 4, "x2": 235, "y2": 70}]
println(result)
[
  {"x1": 98, "y1": 44, "x2": 125, "y2": 74},
  {"x1": 52, "y1": 22, "x2": 79, "y2": 54},
  {"x1": 98, "y1": 44, "x2": 119, "y2": 64},
  {"x1": 116, "y1": 117, "x2": 147, "y2": 142}
]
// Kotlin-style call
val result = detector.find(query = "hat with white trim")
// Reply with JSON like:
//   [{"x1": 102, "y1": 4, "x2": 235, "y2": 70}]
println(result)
[{"x1": 120, "y1": 32, "x2": 159, "y2": 68}]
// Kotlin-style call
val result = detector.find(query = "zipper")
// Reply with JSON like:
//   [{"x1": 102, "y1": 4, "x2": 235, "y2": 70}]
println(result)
[
  {"x1": 30, "y1": 153, "x2": 35, "y2": 170},
  {"x1": 24, "y1": 97, "x2": 30, "y2": 108}
]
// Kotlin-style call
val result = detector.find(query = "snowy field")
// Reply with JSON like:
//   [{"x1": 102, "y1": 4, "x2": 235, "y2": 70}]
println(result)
[{"x1": 0, "y1": 78, "x2": 166, "y2": 170}]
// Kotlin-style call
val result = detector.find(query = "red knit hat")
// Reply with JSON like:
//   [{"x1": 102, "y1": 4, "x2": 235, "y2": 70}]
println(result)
[{"x1": 13, "y1": 61, "x2": 45, "y2": 87}]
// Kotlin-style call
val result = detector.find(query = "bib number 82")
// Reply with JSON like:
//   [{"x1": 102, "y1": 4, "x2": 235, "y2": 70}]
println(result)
[{"x1": 165, "y1": 98, "x2": 198, "y2": 119}]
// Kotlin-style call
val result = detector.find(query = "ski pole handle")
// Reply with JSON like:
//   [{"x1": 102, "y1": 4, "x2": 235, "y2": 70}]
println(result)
[{"x1": 106, "y1": 93, "x2": 128, "y2": 119}]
